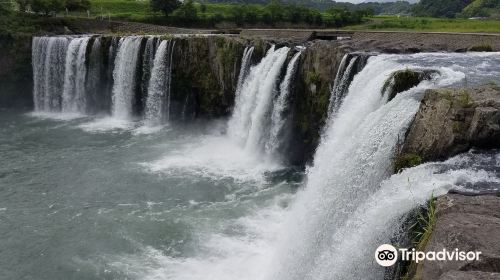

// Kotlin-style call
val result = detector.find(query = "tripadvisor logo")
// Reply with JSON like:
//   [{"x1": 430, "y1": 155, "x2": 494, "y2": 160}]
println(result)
[
  {"x1": 375, "y1": 244, "x2": 482, "y2": 267},
  {"x1": 375, "y1": 244, "x2": 398, "y2": 267}
]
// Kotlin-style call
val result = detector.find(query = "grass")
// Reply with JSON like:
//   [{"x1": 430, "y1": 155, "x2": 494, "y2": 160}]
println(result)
[
  {"x1": 67, "y1": 0, "x2": 156, "y2": 19},
  {"x1": 402, "y1": 196, "x2": 437, "y2": 280},
  {"x1": 64, "y1": 1, "x2": 500, "y2": 33},
  {"x1": 342, "y1": 15, "x2": 500, "y2": 33},
  {"x1": 394, "y1": 153, "x2": 422, "y2": 173}
]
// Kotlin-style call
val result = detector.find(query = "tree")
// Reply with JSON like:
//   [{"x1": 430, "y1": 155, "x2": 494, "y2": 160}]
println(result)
[
  {"x1": 31, "y1": 0, "x2": 65, "y2": 15},
  {"x1": 265, "y1": 0, "x2": 284, "y2": 23},
  {"x1": 413, "y1": 0, "x2": 474, "y2": 18},
  {"x1": 0, "y1": 0, "x2": 14, "y2": 13},
  {"x1": 172, "y1": 0, "x2": 197, "y2": 23},
  {"x1": 151, "y1": 0, "x2": 180, "y2": 16},
  {"x1": 65, "y1": 0, "x2": 90, "y2": 11},
  {"x1": 15, "y1": 0, "x2": 31, "y2": 12}
]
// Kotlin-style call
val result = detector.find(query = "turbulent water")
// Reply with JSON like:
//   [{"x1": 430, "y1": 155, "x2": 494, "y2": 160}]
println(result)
[{"x1": 3, "y1": 45, "x2": 500, "y2": 280}]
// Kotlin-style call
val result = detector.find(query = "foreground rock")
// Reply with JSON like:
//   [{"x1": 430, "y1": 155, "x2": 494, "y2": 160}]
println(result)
[
  {"x1": 415, "y1": 194, "x2": 500, "y2": 279},
  {"x1": 401, "y1": 84, "x2": 500, "y2": 163}
]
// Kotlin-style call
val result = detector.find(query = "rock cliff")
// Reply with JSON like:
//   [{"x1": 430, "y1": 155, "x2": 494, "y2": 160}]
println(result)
[{"x1": 400, "y1": 85, "x2": 500, "y2": 164}]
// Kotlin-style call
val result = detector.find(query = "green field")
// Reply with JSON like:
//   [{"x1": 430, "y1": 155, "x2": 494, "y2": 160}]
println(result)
[
  {"x1": 74, "y1": 0, "x2": 337, "y2": 22},
  {"x1": 343, "y1": 15, "x2": 500, "y2": 33},
  {"x1": 67, "y1": 0, "x2": 500, "y2": 33}
]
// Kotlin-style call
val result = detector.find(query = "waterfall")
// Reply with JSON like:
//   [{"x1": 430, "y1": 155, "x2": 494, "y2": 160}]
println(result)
[
  {"x1": 265, "y1": 50, "x2": 302, "y2": 157},
  {"x1": 60, "y1": 37, "x2": 91, "y2": 114},
  {"x1": 86, "y1": 37, "x2": 103, "y2": 113},
  {"x1": 141, "y1": 37, "x2": 159, "y2": 105},
  {"x1": 32, "y1": 37, "x2": 69, "y2": 112},
  {"x1": 227, "y1": 46, "x2": 290, "y2": 154},
  {"x1": 111, "y1": 36, "x2": 143, "y2": 120},
  {"x1": 266, "y1": 55, "x2": 464, "y2": 280},
  {"x1": 144, "y1": 39, "x2": 175, "y2": 125},
  {"x1": 235, "y1": 46, "x2": 255, "y2": 97},
  {"x1": 328, "y1": 53, "x2": 370, "y2": 117}
]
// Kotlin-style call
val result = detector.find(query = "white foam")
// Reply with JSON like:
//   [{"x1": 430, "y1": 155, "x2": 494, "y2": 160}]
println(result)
[
  {"x1": 141, "y1": 134, "x2": 282, "y2": 183},
  {"x1": 27, "y1": 111, "x2": 86, "y2": 121},
  {"x1": 101, "y1": 193, "x2": 293, "y2": 280},
  {"x1": 78, "y1": 117, "x2": 137, "y2": 132}
]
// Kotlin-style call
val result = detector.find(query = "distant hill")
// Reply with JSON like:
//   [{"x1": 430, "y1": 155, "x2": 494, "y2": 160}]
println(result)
[
  {"x1": 413, "y1": 0, "x2": 499, "y2": 18},
  {"x1": 461, "y1": 0, "x2": 500, "y2": 17},
  {"x1": 203, "y1": 0, "x2": 416, "y2": 13}
]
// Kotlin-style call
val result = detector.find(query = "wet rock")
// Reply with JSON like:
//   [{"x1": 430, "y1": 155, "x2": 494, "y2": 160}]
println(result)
[
  {"x1": 382, "y1": 69, "x2": 438, "y2": 101},
  {"x1": 415, "y1": 194, "x2": 500, "y2": 279},
  {"x1": 0, "y1": 34, "x2": 33, "y2": 109},
  {"x1": 287, "y1": 40, "x2": 348, "y2": 165},
  {"x1": 401, "y1": 84, "x2": 500, "y2": 162},
  {"x1": 170, "y1": 36, "x2": 248, "y2": 119}
]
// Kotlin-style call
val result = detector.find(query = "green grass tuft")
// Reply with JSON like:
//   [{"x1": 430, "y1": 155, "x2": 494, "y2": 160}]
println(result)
[
  {"x1": 403, "y1": 195, "x2": 437, "y2": 280},
  {"x1": 470, "y1": 44, "x2": 493, "y2": 52},
  {"x1": 394, "y1": 153, "x2": 422, "y2": 173}
]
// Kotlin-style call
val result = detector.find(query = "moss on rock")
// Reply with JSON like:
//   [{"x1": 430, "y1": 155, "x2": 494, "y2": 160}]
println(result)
[
  {"x1": 170, "y1": 36, "x2": 246, "y2": 119},
  {"x1": 383, "y1": 69, "x2": 438, "y2": 101},
  {"x1": 394, "y1": 153, "x2": 423, "y2": 173}
]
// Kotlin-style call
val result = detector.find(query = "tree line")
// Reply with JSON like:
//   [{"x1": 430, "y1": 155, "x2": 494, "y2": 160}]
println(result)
[
  {"x1": 150, "y1": 0, "x2": 372, "y2": 27},
  {"x1": 14, "y1": 0, "x2": 89, "y2": 15}
]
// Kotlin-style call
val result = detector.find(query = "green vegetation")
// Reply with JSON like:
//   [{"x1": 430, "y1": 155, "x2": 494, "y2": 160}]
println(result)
[
  {"x1": 413, "y1": 0, "x2": 473, "y2": 18},
  {"x1": 394, "y1": 153, "x2": 422, "y2": 173},
  {"x1": 462, "y1": 0, "x2": 500, "y2": 18},
  {"x1": 305, "y1": 71, "x2": 321, "y2": 86},
  {"x1": 343, "y1": 15, "x2": 500, "y2": 33},
  {"x1": 470, "y1": 43, "x2": 494, "y2": 51},
  {"x1": 413, "y1": 0, "x2": 500, "y2": 18},
  {"x1": 62, "y1": 0, "x2": 371, "y2": 27},
  {"x1": 383, "y1": 69, "x2": 438, "y2": 101},
  {"x1": 151, "y1": 0, "x2": 179, "y2": 17},
  {"x1": 0, "y1": 12, "x2": 64, "y2": 35},
  {"x1": 457, "y1": 89, "x2": 472, "y2": 107},
  {"x1": 403, "y1": 196, "x2": 437, "y2": 280}
]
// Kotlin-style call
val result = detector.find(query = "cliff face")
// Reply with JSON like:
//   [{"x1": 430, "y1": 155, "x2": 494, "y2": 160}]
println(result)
[
  {"x1": 0, "y1": 34, "x2": 33, "y2": 109},
  {"x1": 400, "y1": 85, "x2": 500, "y2": 163},
  {"x1": 288, "y1": 41, "x2": 348, "y2": 165},
  {"x1": 169, "y1": 36, "x2": 248, "y2": 120}
]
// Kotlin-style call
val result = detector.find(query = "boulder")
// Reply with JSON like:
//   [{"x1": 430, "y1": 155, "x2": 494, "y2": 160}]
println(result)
[
  {"x1": 383, "y1": 69, "x2": 438, "y2": 101},
  {"x1": 401, "y1": 84, "x2": 500, "y2": 162},
  {"x1": 415, "y1": 194, "x2": 500, "y2": 280}
]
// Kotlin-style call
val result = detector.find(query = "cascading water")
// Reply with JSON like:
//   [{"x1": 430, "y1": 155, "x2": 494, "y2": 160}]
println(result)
[
  {"x1": 32, "y1": 37, "x2": 69, "y2": 112},
  {"x1": 61, "y1": 37, "x2": 91, "y2": 113},
  {"x1": 328, "y1": 53, "x2": 370, "y2": 117},
  {"x1": 141, "y1": 37, "x2": 159, "y2": 102},
  {"x1": 235, "y1": 46, "x2": 255, "y2": 97},
  {"x1": 266, "y1": 50, "x2": 302, "y2": 157},
  {"x1": 144, "y1": 39, "x2": 175, "y2": 125},
  {"x1": 86, "y1": 37, "x2": 103, "y2": 113},
  {"x1": 111, "y1": 36, "x2": 143, "y2": 120},
  {"x1": 266, "y1": 54, "x2": 465, "y2": 280},
  {"x1": 227, "y1": 46, "x2": 290, "y2": 154}
]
